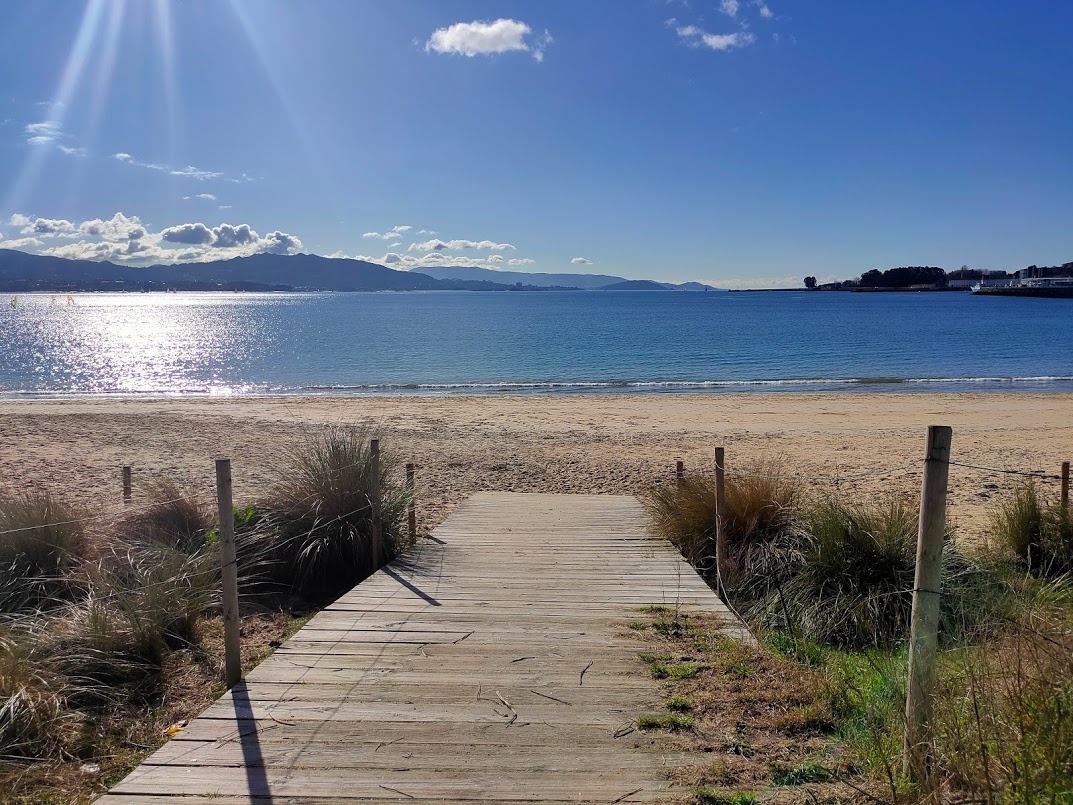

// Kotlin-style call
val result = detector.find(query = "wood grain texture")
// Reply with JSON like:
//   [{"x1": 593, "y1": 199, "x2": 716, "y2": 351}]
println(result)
[{"x1": 97, "y1": 492, "x2": 742, "y2": 804}]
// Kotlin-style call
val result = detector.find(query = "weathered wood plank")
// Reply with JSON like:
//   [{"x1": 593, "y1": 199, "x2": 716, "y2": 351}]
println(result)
[{"x1": 97, "y1": 492, "x2": 740, "y2": 803}]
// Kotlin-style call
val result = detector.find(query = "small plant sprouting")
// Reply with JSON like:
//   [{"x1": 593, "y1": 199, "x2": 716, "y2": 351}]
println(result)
[
  {"x1": 638, "y1": 713, "x2": 695, "y2": 731},
  {"x1": 666, "y1": 696, "x2": 693, "y2": 712},
  {"x1": 694, "y1": 789, "x2": 759, "y2": 805}
]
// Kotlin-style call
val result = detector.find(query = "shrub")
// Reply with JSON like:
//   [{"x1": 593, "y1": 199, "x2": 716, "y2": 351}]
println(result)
[
  {"x1": 991, "y1": 481, "x2": 1073, "y2": 576},
  {"x1": 752, "y1": 497, "x2": 997, "y2": 649},
  {"x1": 0, "y1": 631, "x2": 78, "y2": 759},
  {"x1": 45, "y1": 544, "x2": 219, "y2": 686},
  {"x1": 935, "y1": 617, "x2": 1073, "y2": 803},
  {"x1": 252, "y1": 426, "x2": 413, "y2": 601},
  {"x1": 643, "y1": 462, "x2": 799, "y2": 589},
  {"x1": 0, "y1": 490, "x2": 87, "y2": 613},
  {"x1": 115, "y1": 480, "x2": 213, "y2": 555}
]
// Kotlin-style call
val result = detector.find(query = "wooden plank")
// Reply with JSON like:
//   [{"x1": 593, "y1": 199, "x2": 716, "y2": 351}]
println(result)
[{"x1": 97, "y1": 492, "x2": 741, "y2": 804}]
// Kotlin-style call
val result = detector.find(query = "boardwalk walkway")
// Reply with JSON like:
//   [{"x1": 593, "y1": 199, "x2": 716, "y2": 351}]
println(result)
[{"x1": 98, "y1": 492, "x2": 743, "y2": 804}]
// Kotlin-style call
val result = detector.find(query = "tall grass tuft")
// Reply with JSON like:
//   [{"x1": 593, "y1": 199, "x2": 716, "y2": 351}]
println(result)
[
  {"x1": 0, "y1": 631, "x2": 79, "y2": 759},
  {"x1": 643, "y1": 462, "x2": 798, "y2": 588},
  {"x1": 0, "y1": 490, "x2": 87, "y2": 613},
  {"x1": 991, "y1": 481, "x2": 1073, "y2": 576},
  {"x1": 752, "y1": 497, "x2": 996, "y2": 648},
  {"x1": 115, "y1": 479, "x2": 213, "y2": 555},
  {"x1": 934, "y1": 603, "x2": 1073, "y2": 803},
  {"x1": 253, "y1": 426, "x2": 413, "y2": 601}
]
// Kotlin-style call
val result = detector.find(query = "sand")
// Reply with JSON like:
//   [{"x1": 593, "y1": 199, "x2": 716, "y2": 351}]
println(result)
[{"x1": 0, "y1": 393, "x2": 1070, "y2": 543}]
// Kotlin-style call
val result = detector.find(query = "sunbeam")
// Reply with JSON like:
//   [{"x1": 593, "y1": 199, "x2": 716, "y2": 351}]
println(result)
[
  {"x1": 224, "y1": 0, "x2": 328, "y2": 186},
  {"x1": 3, "y1": 0, "x2": 109, "y2": 212},
  {"x1": 152, "y1": 0, "x2": 179, "y2": 163}
]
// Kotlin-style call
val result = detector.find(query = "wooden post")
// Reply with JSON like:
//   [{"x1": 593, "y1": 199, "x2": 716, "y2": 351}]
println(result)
[
  {"x1": 214, "y1": 458, "x2": 242, "y2": 688},
  {"x1": 406, "y1": 462, "x2": 417, "y2": 540},
  {"x1": 370, "y1": 440, "x2": 383, "y2": 568},
  {"x1": 122, "y1": 465, "x2": 132, "y2": 506},
  {"x1": 713, "y1": 447, "x2": 728, "y2": 603},
  {"x1": 904, "y1": 425, "x2": 952, "y2": 785},
  {"x1": 676, "y1": 460, "x2": 684, "y2": 489},
  {"x1": 1062, "y1": 461, "x2": 1069, "y2": 508}
]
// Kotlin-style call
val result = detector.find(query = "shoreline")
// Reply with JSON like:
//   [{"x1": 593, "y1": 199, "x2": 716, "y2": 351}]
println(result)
[
  {"x1": 2, "y1": 377, "x2": 1073, "y2": 400},
  {"x1": 2, "y1": 392, "x2": 1070, "y2": 544}
]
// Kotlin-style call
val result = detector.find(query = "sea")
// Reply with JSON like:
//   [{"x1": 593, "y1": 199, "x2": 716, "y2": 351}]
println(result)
[{"x1": 1, "y1": 290, "x2": 1071, "y2": 398}]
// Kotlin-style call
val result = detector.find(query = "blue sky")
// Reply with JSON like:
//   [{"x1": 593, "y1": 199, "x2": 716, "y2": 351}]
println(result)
[{"x1": 1, "y1": 1, "x2": 1070, "y2": 287}]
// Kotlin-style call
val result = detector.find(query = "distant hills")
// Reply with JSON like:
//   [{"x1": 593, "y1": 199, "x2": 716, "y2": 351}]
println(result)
[
  {"x1": 414, "y1": 265, "x2": 716, "y2": 291},
  {"x1": 0, "y1": 250, "x2": 720, "y2": 293}
]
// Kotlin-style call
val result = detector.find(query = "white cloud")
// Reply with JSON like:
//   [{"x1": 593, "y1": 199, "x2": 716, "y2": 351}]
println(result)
[
  {"x1": 262, "y1": 231, "x2": 303, "y2": 254},
  {"x1": 362, "y1": 225, "x2": 412, "y2": 240},
  {"x1": 212, "y1": 223, "x2": 257, "y2": 248},
  {"x1": 701, "y1": 31, "x2": 755, "y2": 49},
  {"x1": 571, "y1": 257, "x2": 594, "y2": 265},
  {"x1": 161, "y1": 222, "x2": 215, "y2": 245},
  {"x1": 507, "y1": 258, "x2": 536, "y2": 266},
  {"x1": 488, "y1": 255, "x2": 504, "y2": 263},
  {"x1": 720, "y1": 0, "x2": 740, "y2": 16},
  {"x1": 218, "y1": 205, "x2": 233, "y2": 210},
  {"x1": 668, "y1": 16, "x2": 757, "y2": 51},
  {"x1": 113, "y1": 152, "x2": 229, "y2": 181},
  {"x1": 24, "y1": 121, "x2": 62, "y2": 144},
  {"x1": 670, "y1": 19, "x2": 756, "y2": 51},
  {"x1": 78, "y1": 212, "x2": 147, "y2": 242},
  {"x1": 58, "y1": 145, "x2": 86, "y2": 157},
  {"x1": 0, "y1": 237, "x2": 44, "y2": 251},
  {"x1": 19, "y1": 217, "x2": 75, "y2": 237},
  {"x1": 408, "y1": 238, "x2": 515, "y2": 252},
  {"x1": 425, "y1": 18, "x2": 549, "y2": 61},
  {"x1": 183, "y1": 193, "x2": 217, "y2": 201},
  {"x1": 755, "y1": 0, "x2": 774, "y2": 18},
  {"x1": 152, "y1": 219, "x2": 301, "y2": 257},
  {"x1": 9, "y1": 214, "x2": 32, "y2": 227},
  {"x1": 169, "y1": 165, "x2": 223, "y2": 180}
]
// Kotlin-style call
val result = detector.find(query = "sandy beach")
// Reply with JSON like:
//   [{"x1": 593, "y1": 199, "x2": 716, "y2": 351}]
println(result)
[{"x1": 1, "y1": 392, "x2": 1070, "y2": 544}]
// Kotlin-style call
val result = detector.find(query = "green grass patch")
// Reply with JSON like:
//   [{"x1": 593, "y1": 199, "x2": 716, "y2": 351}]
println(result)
[
  {"x1": 637, "y1": 713, "x2": 695, "y2": 731},
  {"x1": 694, "y1": 788, "x2": 758, "y2": 805},
  {"x1": 666, "y1": 696, "x2": 693, "y2": 712},
  {"x1": 649, "y1": 661, "x2": 702, "y2": 681},
  {"x1": 771, "y1": 758, "x2": 833, "y2": 785}
]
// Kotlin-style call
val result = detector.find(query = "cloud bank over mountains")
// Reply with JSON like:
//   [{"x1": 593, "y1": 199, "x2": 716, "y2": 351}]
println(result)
[{"x1": 1, "y1": 212, "x2": 302, "y2": 264}]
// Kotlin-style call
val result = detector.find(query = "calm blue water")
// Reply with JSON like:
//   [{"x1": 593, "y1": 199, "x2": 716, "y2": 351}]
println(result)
[{"x1": 1, "y1": 291, "x2": 1071, "y2": 397}]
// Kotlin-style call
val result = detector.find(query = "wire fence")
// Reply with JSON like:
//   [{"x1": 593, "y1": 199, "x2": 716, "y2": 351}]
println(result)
[{"x1": 672, "y1": 456, "x2": 1067, "y2": 486}]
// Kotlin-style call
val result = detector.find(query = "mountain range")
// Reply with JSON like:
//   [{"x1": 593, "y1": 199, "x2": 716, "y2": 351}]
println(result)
[{"x1": 0, "y1": 250, "x2": 719, "y2": 293}]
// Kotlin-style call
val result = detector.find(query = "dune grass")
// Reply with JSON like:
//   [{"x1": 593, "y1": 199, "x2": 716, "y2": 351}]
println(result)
[
  {"x1": 250, "y1": 425, "x2": 414, "y2": 601},
  {"x1": 643, "y1": 461, "x2": 799, "y2": 589},
  {"x1": 0, "y1": 425, "x2": 413, "y2": 802},
  {"x1": 645, "y1": 467, "x2": 1073, "y2": 802},
  {"x1": 0, "y1": 490, "x2": 88, "y2": 614},
  {"x1": 991, "y1": 480, "x2": 1073, "y2": 576}
]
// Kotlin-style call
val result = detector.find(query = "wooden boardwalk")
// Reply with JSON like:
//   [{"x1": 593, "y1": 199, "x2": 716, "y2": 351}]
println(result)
[{"x1": 98, "y1": 492, "x2": 743, "y2": 804}]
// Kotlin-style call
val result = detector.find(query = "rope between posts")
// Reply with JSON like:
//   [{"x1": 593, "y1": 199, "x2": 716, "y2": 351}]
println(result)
[
  {"x1": 944, "y1": 460, "x2": 1061, "y2": 480},
  {"x1": 678, "y1": 457, "x2": 1064, "y2": 485},
  {"x1": 0, "y1": 496, "x2": 192, "y2": 537},
  {"x1": 16, "y1": 501, "x2": 375, "y2": 609}
]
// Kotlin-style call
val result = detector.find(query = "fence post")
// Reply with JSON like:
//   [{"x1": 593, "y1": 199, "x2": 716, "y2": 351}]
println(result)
[
  {"x1": 904, "y1": 425, "x2": 952, "y2": 785},
  {"x1": 370, "y1": 439, "x2": 383, "y2": 568},
  {"x1": 122, "y1": 465, "x2": 132, "y2": 506},
  {"x1": 714, "y1": 447, "x2": 728, "y2": 603},
  {"x1": 676, "y1": 460, "x2": 685, "y2": 489},
  {"x1": 1062, "y1": 461, "x2": 1069, "y2": 508},
  {"x1": 406, "y1": 462, "x2": 417, "y2": 540},
  {"x1": 214, "y1": 458, "x2": 242, "y2": 688}
]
